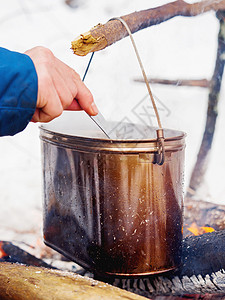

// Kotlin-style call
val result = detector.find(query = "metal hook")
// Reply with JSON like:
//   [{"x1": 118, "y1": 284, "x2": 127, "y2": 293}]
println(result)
[{"x1": 156, "y1": 129, "x2": 165, "y2": 165}]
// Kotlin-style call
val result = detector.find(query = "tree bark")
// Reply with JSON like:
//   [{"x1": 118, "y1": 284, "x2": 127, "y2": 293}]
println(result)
[
  {"x1": 0, "y1": 262, "x2": 147, "y2": 300},
  {"x1": 0, "y1": 241, "x2": 54, "y2": 269},
  {"x1": 71, "y1": 0, "x2": 225, "y2": 56}
]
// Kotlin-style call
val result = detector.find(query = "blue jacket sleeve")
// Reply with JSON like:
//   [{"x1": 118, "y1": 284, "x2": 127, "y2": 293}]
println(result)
[{"x1": 0, "y1": 47, "x2": 38, "y2": 136}]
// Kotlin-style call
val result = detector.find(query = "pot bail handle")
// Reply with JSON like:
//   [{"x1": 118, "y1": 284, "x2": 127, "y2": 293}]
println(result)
[
  {"x1": 111, "y1": 17, "x2": 165, "y2": 165},
  {"x1": 156, "y1": 129, "x2": 165, "y2": 165}
]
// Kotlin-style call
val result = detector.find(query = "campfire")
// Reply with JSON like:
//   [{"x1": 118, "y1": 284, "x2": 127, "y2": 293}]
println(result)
[
  {"x1": 2, "y1": 1, "x2": 225, "y2": 300},
  {"x1": 1, "y1": 197, "x2": 225, "y2": 300},
  {"x1": 187, "y1": 223, "x2": 215, "y2": 236},
  {"x1": 0, "y1": 242, "x2": 8, "y2": 260},
  {"x1": 8, "y1": 171, "x2": 220, "y2": 299}
]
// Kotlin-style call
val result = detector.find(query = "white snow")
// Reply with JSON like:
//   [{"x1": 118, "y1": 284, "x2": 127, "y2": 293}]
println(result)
[{"x1": 0, "y1": 0, "x2": 224, "y2": 245}]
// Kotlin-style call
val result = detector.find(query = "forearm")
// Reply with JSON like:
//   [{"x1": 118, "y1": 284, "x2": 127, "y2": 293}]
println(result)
[{"x1": 0, "y1": 47, "x2": 38, "y2": 136}]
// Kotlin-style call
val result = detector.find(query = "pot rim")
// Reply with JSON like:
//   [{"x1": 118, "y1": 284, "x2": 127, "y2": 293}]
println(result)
[
  {"x1": 40, "y1": 126, "x2": 186, "y2": 154},
  {"x1": 40, "y1": 125, "x2": 186, "y2": 142}
]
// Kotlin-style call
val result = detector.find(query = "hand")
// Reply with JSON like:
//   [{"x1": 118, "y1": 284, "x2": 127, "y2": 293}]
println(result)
[{"x1": 25, "y1": 46, "x2": 98, "y2": 122}]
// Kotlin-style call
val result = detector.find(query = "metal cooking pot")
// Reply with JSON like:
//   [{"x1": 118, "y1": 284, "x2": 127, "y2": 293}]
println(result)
[{"x1": 40, "y1": 111, "x2": 186, "y2": 277}]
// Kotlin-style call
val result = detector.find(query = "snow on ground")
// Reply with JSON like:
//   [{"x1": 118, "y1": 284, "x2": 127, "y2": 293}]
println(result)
[{"x1": 0, "y1": 0, "x2": 224, "y2": 246}]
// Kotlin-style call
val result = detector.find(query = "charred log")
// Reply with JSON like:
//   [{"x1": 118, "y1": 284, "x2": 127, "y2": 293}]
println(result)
[
  {"x1": 181, "y1": 230, "x2": 225, "y2": 277},
  {"x1": 2, "y1": 198, "x2": 225, "y2": 298},
  {"x1": 2, "y1": 231, "x2": 225, "y2": 299},
  {"x1": 96, "y1": 229, "x2": 225, "y2": 297},
  {"x1": 102, "y1": 199, "x2": 225, "y2": 297},
  {"x1": 2, "y1": 231, "x2": 225, "y2": 297},
  {"x1": 0, "y1": 241, "x2": 53, "y2": 269}
]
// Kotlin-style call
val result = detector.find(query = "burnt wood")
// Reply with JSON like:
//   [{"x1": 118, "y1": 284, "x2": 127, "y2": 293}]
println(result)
[
  {"x1": 0, "y1": 241, "x2": 53, "y2": 269},
  {"x1": 2, "y1": 231, "x2": 225, "y2": 298},
  {"x1": 94, "y1": 230, "x2": 225, "y2": 298},
  {"x1": 2, "y1": 198, "x2": 225, "y2": 298},
  {"x1": 181, "y1": 230, "x2": 225, "y2": 277},
  {"x1": 92, "y1": 198, "x2": 225, "y2": 297}
]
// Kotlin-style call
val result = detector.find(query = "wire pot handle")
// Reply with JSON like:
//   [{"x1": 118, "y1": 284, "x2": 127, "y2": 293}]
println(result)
[
  {"x1": 83, "y1": 18, "x2": 165, "y2": 165},
  {"x1": 112, "y1": 17, "x2": 165, "y2": 164}
]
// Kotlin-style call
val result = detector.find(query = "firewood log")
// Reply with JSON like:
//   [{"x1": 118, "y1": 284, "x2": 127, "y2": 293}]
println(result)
[{"x1": 0, "y1": 262, "x2": 147, "y2": 300}]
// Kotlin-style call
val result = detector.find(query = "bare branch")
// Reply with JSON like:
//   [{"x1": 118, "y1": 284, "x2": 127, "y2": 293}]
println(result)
[
  {"x1": 133, "y1": 78, "x2": 210, "y2": 88},
  {"x1": 187, "y1": 11, "x2": 225, "y2": 196},
  {"x1": 71, "y1": 0, "x2": 225, "y2": 56}
]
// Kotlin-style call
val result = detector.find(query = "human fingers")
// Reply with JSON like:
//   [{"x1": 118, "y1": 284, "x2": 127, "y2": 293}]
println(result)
[
  {"x1": 52, "y1": 67, "x2": 94, "y2": 113},
  {"x1": 66, "y1": 99, "x2": 82, "y2": 111},
  {"x1": 34, "y1": 72, "x2": 63, "y2": 122},
  {"x1": 75, "y1": 80, "x2": 97, "y2": 115},
  {"x1": 26, "y1": 46, "x2": 97, "y2": 120},
  {"x1": 55, "y1": 57, "x2": 97, "y2": 115},
  {"x1": 51, "y1": 66, "x2": 76, "y2": 109}
]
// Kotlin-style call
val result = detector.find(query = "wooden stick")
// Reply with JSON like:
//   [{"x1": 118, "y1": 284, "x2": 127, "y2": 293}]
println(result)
[
  {"x1": 187, "y1": 11, "x2": 225, "y2": 196},
  {"x1": 71, "y1": 0, "x2": 225, "y2": 56},
  {"x1": 133, "y1": 78, "x2": 210, "y2": 88}
]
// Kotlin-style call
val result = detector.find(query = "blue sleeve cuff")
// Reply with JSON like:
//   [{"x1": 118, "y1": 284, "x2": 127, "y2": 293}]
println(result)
[{"x1": 0, "y1": 47, "x2": 38, "y2": 136}]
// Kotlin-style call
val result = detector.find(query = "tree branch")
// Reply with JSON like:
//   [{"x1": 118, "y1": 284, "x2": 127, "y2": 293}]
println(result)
[
  {"x1": 71, "y1": 0, "x2": 225, "y2": 56},
  {"x1": 187, "y1": 10, "x2": 225, "y2": 196},
  {"x1": 133, "y1": 78, "x2": 210, "y2": 88}
]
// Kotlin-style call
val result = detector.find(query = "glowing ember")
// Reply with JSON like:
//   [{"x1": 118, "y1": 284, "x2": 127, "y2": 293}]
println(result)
[
  {"x1": 201, "y1": 226, "x2": 215, "y2": 233},
  {"x1": 0, "y1": 241, "x2": 8, "y2": 258},
  {"x1": 187, "y1": 222, "x2": 215, "y2": 236}
]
